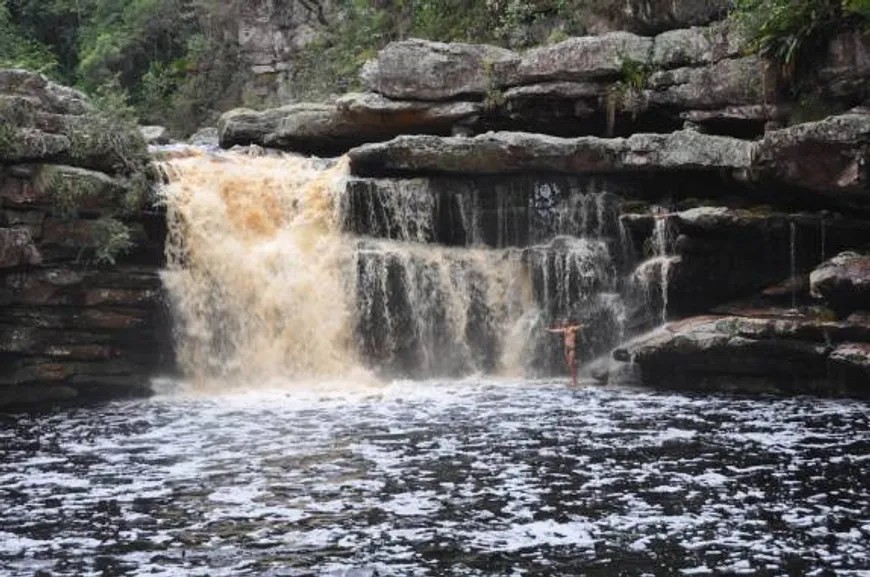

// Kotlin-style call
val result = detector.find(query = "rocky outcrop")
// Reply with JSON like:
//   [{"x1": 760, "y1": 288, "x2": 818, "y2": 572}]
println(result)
[
  {"x1": 219, "y1": 94, "x2": 482, "y2": 154},
  {"x1": 810, "y1": 252, "x2": 870, "y2": 315},
  {"x1": 613, "y1": 313, "x2": 870, "y2": 396},
  {"x1": 225, "y1": 18, "x2": 870, "y2": 152},
  {"x1": 361, "y1": 40, "x2": 517, "y2": 101},
  {"x1": 0, "y1": 70, "x2": 169, "y2": 409},
  {"x1": 235, "y1": 0, "x2": 731, "y2": 102},
  {"x1": 753, "y1": 112, "x2": 870, "y2": 197},
  {"x1": 348, "y1": 130, "x2": 752, "y2": 176},
  {"x1": 140, "y1": 125, "x2": 170, "y2": 145}
]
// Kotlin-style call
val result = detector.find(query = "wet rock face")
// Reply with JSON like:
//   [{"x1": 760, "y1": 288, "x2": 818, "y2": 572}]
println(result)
[
  {"x1": 619, "y1": 208, "x2": 870, "y2": 317},
  {"x1": 810, "y1": 252, "x2": 870, "y2": 315},
  {"x1": 613, "y1": 315, "x2": 870, "y2": 397},
  {"x1": 0, "y1": 69, "x2": 169, "y2": 409}
]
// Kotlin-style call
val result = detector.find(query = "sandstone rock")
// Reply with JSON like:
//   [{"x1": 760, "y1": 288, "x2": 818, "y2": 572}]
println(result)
[
  {"x1": 612, "y1": 316, "x2": 832, "y2": 393},
  {"x1": 218, "y1": 95, "x2": 482, "y2": 154},
  {"x1": 646, "y1": 56, "x2": 776, "y2": 111},
  {"x1": 810, "y1": 252, "x2": 870, "y2": 315},
  {"x1": 515, "y1": 33, "x2": 652, "y2": 84},
  {"x1": 753, "y1": 111, "x2": 870, "y2": 195},
  {"x1": 188, "y1": 126, "x2": 219, "y2": 147},
  {"x1": 362, "y1": 39, "x2": 518, "y2": 101},
  {"x1": 0, "y1": 384, "x2": 78, "y2": 408},
  {"x1": 0, "y1": 72, "x2": 168, "y2": 410},
  {"x1": 613, "y1": 314, "x2": 870, "y2": 396},
  {"x1": 651, "y1": 21, "x2": 744, "y2": 69},
  {"x1": 0, "y1": 69, "x2": 91, "y2": 115},
  {"x1": 140, "y1": 125, "x2": 170, "y2": 145},
  {"x1": 503, "y1": 81, "x2": 603, "y2": 100},
  {"x1": 348, "y1": 130, "x2": 752, "y2": 176},
  {"x1": 0, "y1": 129, "x2": 70, "y2": 163},
  {"x1": 624, "y1": 207, "x2": 870, "y2": 316},
  {"x1": 0, "y1": 228, "x2": 41, "y2": 268},
  {"x1": 828, "y1": 342, "x2": 870, "y2": 392},
  {"x1": 1, "y1": 209, "x2": 45, "y2": 239}
]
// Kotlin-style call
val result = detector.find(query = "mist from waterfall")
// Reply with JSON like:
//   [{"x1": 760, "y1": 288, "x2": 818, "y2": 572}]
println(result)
[{"x1": 159, "y1": 149, "x2": 644, "y2": 385}]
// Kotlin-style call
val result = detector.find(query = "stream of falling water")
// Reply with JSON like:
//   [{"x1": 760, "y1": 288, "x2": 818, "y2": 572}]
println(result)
[
  {"x1": 160, "y1": 150, "x2": 364, "y2": 385},
  {"x1": 159, "y1": 148, "x2": 636, "y2": 385}
]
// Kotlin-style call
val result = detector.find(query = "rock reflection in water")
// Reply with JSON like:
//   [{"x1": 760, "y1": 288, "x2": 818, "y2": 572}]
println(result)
[{"x1": 1, "y1": 381, "x2": 869, "y2": 576}]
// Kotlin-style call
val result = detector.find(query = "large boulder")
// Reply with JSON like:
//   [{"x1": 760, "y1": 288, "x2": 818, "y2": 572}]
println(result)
[
  {"x1": 218, "y1": 95, "x2": 482, "y2": 154},
  {"x1": 514, "y1": 33, "x2": 653, "y2": 84},
  {"x1": 753, "y1": 111, "x2": 870, "y2": 196},
  {"x1": 650, "y1": 21, "x2": 744, "y2": 69},
  {"x1": 613, "y1": 313, "x2": 870, "y2": 396},
  {"x1": 646, "y1": 55, "x2": 776, "y2": 111},
  {"x1": 348, "y1": 130, "x2": 752, "y2": 176},
  {"x1": 810, "y1": 252, "x2": 870, "y2": 315},
  {"x1": 361, "y1": 39, "x2": 518, "y2": 101},
  {"x1": 140, "y1": 125, "x2": 170, "y2": 145}
]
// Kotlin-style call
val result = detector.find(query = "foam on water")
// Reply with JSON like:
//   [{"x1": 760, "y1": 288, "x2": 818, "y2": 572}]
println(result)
[{"x1": 1, "y1": 382, "x2": 868, "y2": 576}]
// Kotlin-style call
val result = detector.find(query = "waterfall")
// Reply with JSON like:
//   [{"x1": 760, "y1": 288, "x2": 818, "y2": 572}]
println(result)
[
  {"x1": 159, "y1": 148, "x2": 640, "y2": 384},
  {"x1": 631, "y1": 209, "x2": 673, "y2": 326},
  {"x1": 160, "y1": 151, "x2": 361, "y2": 384}
]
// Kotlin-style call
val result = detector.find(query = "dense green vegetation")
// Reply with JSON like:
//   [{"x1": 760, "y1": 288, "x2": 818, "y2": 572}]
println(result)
[
  {"x1": 2, "y1": 0, "x2": 870, "y2": 134},
  {"x1": 0, "y1": 0, "x2": 598, "y2": 132},
  {"x1": 1, "y1": 0, "x2": 242, "y2": 134},
  {"x1": 732, "y1": 0, "x2": 870, "y2": 80}
]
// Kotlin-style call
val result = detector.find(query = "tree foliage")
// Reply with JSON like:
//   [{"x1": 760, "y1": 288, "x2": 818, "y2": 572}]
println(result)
[
  {"x1": 1, "y1": 0, "x2": 241, "y2": 134},
  {"x1": 731, "y1": 0, "x2": 870, "y2": 78}
]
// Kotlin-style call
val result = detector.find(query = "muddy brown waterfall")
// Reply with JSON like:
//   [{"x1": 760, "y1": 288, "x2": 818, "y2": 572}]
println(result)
[{"x1": 159, "y1": 149, "x2": 640, "y2": 385}]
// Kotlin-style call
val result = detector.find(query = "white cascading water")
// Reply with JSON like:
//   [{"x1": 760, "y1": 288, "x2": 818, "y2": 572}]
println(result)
[
  {"x1": 632, "y1": 209, "x2": 674, "y2": 325},
  {"x1": 159, "y1": 148, "x2": 637, "y2": 385},
  {"x1": 160, "y1": 150, "x2": 363, "y2": 385}
]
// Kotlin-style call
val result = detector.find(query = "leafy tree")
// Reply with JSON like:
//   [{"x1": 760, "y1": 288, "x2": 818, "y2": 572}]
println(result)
[{"x1": 0, "y1": 4, "x2": 57, "y2": 73}]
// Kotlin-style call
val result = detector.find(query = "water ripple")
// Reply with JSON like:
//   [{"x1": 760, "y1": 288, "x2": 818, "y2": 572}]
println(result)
[{"x1": 1, "y1": 381, "x2": 869, "y2": 576}]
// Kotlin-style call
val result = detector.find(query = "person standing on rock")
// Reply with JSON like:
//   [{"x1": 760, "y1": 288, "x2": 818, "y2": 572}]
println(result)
[{"x1": 548, "y1": 321, "x2": 583, "y2": 387}]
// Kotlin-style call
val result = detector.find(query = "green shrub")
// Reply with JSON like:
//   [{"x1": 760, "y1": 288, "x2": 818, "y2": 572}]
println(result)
[
  {"x1": 41, "y1": 167, "x2": 106, "y2": 220},
  {"x1": 605, "y1": 55, "x2": 652, "y2": 135},
  {"x1": 0, "y1": 5, "x2": 57, "y2": 74},
  {"x1": 731, "y1": 0, "x2": 870, "y2": 79},
  {"x1": 64, "y1": 80, "x2": 150, "y2": 175},
  {"x1": 90, "y1": 217, "x2": 133, "y2": 266}
]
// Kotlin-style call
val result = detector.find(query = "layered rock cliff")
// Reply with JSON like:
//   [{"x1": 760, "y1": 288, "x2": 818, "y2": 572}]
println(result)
[
  {"x1": 3, "y1": 3, "x2": 870, "y2": 406},
  {"x1": 0, "y1": 70, "x2": 170, "y2": 408},
  {"x1": 220, "y1": 10, "x2": 870, "y2": 397}
]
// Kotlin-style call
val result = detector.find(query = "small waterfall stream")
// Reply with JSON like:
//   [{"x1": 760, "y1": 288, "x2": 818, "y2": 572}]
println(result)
[{"x1": 159, "y1": 148, "x2": 645, "y2": 384}]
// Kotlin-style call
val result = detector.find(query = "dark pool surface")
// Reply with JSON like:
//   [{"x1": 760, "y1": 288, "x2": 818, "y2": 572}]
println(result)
[{"x1": 1, "y1": 380, "x2": 869, "y2": 576}]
